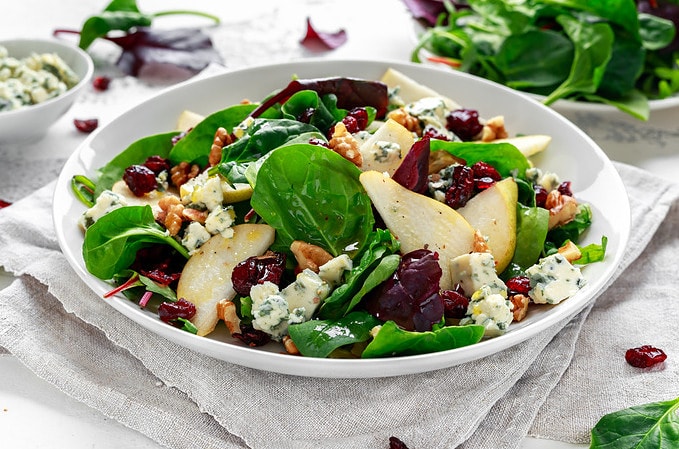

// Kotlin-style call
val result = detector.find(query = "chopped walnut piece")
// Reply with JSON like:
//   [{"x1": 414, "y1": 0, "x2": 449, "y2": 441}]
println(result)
[
  {"x1": 282, "y1": 336, "x2": 300, "y2": 355},
  {"x1": 209, "y1": 127, "x2": 231, "y2": 167},
  {"x1": 216, "y1": 299, "x2": 241, "y2": 335},
  {"x1": 387, "y1": 107, "x2": 421, "y2": 135},
  {"x1": 182, "y1": 207, "x2": 208, "y2": 224},
  {"x1": 328, "y1": 122, "x2": 363, "y2": 167},
  {"x1": 545, "y1": 190, "x2": 579, "y2": 230},
  {"x1": 558, "y1": 240, "x2": 582, "y2": 263},
  {"x1": 290, "y1": 240, "x2": 333, "y2": 273},
  {"x1": 170, "y1": 161, "x2": 201, "y2": 188},
  {"x1": 157, "y1": 196, "x2": 185, "y2": 236},
  {"x1": 510, "y1": 294, "x2": 530, "y2": 322},
  {"x1": 480, "y1": 115, "x2": 509, "y2": 142},
  {"x1": 472, "y1": 229, "x2": 491, "y2": 254}
]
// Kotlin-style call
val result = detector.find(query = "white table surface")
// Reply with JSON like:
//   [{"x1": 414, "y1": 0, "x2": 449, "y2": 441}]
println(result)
[{"x1": 2, "y1": 1, "x2": 678, "y2": 448}]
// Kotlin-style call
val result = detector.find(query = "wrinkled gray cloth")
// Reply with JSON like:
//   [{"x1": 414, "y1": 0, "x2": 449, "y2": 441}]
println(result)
[{"x1": 0, "y1": 162, "x2": 678, "y2": 449}]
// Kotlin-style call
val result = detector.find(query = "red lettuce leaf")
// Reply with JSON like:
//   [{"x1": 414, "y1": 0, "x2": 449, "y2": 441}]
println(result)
[
  {"x1": 300, "y1": 17, "x2": 348, "y2": 51},
  {"x1": 391, "y1": 137, "x2": 431, "y2": 194}
]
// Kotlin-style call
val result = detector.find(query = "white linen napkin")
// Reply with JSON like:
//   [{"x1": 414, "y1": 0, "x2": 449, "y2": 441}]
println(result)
[{"x1": 1, "y1": 161, "x2": 678, "y2": 449}]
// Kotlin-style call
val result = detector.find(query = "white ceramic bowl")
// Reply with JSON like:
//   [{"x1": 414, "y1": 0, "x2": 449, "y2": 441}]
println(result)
[
  {"x1": 0, "y1": 38, "x2": 94, "y2": 144},
  {"x1": 54, "y1": 59, "x2": 630, "y2": 378}
]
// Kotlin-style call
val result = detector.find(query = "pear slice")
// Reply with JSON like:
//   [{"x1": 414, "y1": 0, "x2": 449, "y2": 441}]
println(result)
[
  {"x1": 175, "y1": 109, "x2": 205, "y2": 131},
  {"x1": 221, "y1": 180, "x2": 254, "y2": 204},
  {"x1": 359, "y1": 170, "x2": 475, "y2": 290},
  {"x1": 176, "y1": 223, "x2": 275, "y2": 336},
  {"x1": 380, "y1": 68, "x2": 461, "y2": 111},
  {"x1": 457, "y1": 178, "x2": 518, "y2": 273},
  {"x1": 485, "y1": 134, "x2": 552, "y2": 158},
  {"x1": 359, "y1": 119, "x2": 414, "y2": 175}
]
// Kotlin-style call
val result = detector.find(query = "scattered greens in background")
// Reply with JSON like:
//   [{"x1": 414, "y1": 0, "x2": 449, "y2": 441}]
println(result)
[{"x1": 408, "y1": 0, "x2": 679, "y2": 120}]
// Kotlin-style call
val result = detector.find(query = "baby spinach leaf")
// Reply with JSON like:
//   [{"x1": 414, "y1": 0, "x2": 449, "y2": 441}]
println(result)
[
  {"x1": 83, "y1": 206, "x2": 189, "y2": 280},
  {"x1": 95, "y1": 131, "x2": 178, "y2": 198},
  {"x1": 288, "y1": 311, "x2": 381, "y2": 358},
  {"x1": 430, "y1": 140, "x2": 531, "y2": 179},
  {"x1": 168, "y1": 103, "x2": 259, "y2": 166},
  {"x1": 319, "y1": 229, "x2": 401, "y2": 319},
  {"x1": 361, "y1": 321, "x2": 485, "y2": 358},
  {"x1": 250, "y1": 144, "x2": 374, "y2": 257},
  {"x1": 590, "y1": 396, "x2": 679, "y2": 449},
  {"x1": 281, "y1": 90, "x2": 343, "y2": 134},
  {"x1": 512, "y1": 203, "x2": 549, "y2": 269},
  {"x1": 574, "y1": 235, "x2": 608, "y2": 264},
  {"x1": 544, "y1": 16, "x2": 615, "y2": 105}
]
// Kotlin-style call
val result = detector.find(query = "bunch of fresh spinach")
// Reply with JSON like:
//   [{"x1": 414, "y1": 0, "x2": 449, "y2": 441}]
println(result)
[{"x1": 411, "y1": 0, "x2": 678, "y2": 120}]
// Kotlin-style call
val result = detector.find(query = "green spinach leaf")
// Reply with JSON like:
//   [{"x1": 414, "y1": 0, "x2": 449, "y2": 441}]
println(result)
[
  {"x1": 250, "y1": 144, "x2": 374, "y2": 257},
  {"x1": 430, "y1": 140, "x2": 531, "y2": 179},
  {"x1": 590, "y1": 396, "x2": 679, "y2": 449},
  {"x1": 512, "y1": 203, "x2": 550, "y2": 269},
  {"x1": 83, "y1": 205, "x2": 189, "y2": 280}
]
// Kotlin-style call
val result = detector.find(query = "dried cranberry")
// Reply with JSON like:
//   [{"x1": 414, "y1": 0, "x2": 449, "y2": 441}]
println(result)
[
  {"x1": 534, "y1": 184, "x2": 548, "y2": 208},
  {"x1": 232, "y1": 325, "x2": 271, "y2": 347},
  {"x1": 441, "y1": 286, "x2": 469, "y2": 319},
  {"x1": 446, "y1": 108, "x2": 483, "y2": 141},
  {"x1": 506, "y1": 275, "x2": 531, "y2": 295},
  {"x1": 625, "y1": 345, "x2": 667, "y2": 368},
  {"x1": 143, "y1": 155, "x2": 170, "y2": 174},
  {"x1": 232, "y1": 252, "x2": 287, "y2": 296},
  {"x1": 297, "y1": 107, "x2": 316, "y2": 124},
  {"x1": 472, "y1": 161, "x2": 502, "y2": 190},
  {"x1": 444, "y1": 165, "x2": 475, "y2": 209},
  {"x1": 389, "y1": 437, "x2": 410, "y2": 449},
  {"x1": 74, "y1": 118, "x2": 98, "y2": 133},
  {"x1": 123, "y1": 164, "x2": 158, "y2": 196},
  {"x1": 158, "y1": 298, "x2": 196, "y2": 327},
  {"x1": 422, "y1": 125, "x2": 450, "y2": 141},
  {"x1": 308, "y1": 137, "x2": 329, "y2": 148},
  {"x1": 92, "y1": 76, "x2": 111, "y2": 91},
  {"x1": 0, "y1": 199, "x2": 11, "y2": 209},
  {"x1": 557, "y1": 181, "x2": 573, "y2": 197},
  {"x1": 133, "y1": 245, "x2": 185, "y2": 286},
  {"x1": 345, "y1": 107, "x2": 369, "y2": 131},
  {"x1": 172, "y1": 130, "x2": 190, "y2": 145}
]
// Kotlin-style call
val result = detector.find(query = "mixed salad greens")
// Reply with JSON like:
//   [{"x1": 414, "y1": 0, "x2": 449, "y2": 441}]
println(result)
[
  {"x1": 72, "y1": 68, "x2": 607, "y2": 359},
  {"x1": 409, "y1": 0, "x2": 679, "y2": 120}
]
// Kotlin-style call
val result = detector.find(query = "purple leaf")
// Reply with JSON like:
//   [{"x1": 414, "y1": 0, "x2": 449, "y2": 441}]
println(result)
[
  {"x1": 300, "y1": 17, "x2": 348, "y2": 51},
  {"x1": 391, "y1": 137, "x2": 430, "y2": 194},
  {"x1": 107, "y1": 27, "x2": 222, "y2": 80},
  {"x1": 365, "y1": 249, "x2": 444, "y2": 332},
  {"x1": 402, "y1": 0, "x2": 447, "y2": 27}
]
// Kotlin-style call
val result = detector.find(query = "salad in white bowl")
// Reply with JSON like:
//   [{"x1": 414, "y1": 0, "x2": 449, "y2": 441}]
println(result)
[{"x1": 68, "y1": 65, "x2": 608, "y2": 363}]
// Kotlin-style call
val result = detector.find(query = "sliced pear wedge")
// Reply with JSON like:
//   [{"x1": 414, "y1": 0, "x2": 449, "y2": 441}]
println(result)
[
  {"x1": 359, "y1": 170, "x2": 475, "y2": 290},
  {"x1": 484, "y1": 134, "x2": 552, "y2": 158},
  {"x1": 380, "y1": 68, "x2": 461, "y2": 111},
  {"x1": 176, "y1": 223, "x2": 275, "y2": 336},
  {"x1": 457, "y1": 177, "x2": 518, "y2": 273},
  {"x1": 175, "y1": 109, "x2": 205, "y2": 132},
  {"x1": 359, "y1": 119, "x2": 414, "y2": 175}
]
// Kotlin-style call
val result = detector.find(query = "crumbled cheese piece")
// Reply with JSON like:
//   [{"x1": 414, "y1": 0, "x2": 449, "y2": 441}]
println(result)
[
  {"x1": 204, "y1": 205, "x2": 235, "y2": 238},
  {"x1": 78, "y1": 190, "x2": 127, "y2": 229},
  {"x1": 526, "y1": 253, "x2": 586, "y2": 304},
  {"x1": 181, "y1": 222, "x2": 211, "y2": 255},
  {"x1": 179, "y1": 172, "x2": 223, "y2": 211},
  {"x1": 317, "y1": 254, "x2": 352, "y2": 287},
  {"x1": 460, "y1": 285, "x2": 513, "y2": 337},
  {"x1": 450, "y1": 252, "x2": 507, "y2": 296}
]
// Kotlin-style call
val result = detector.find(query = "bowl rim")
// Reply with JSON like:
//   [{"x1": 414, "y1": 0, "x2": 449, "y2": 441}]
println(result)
[{"x1": 0, "y1": 37, "x2": 94, "y2": 118}]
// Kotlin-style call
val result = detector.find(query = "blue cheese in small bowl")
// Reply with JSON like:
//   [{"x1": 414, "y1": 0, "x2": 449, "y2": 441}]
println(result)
[{"x1": 0, "y1": 45, "x2": 80, "y2": 112}]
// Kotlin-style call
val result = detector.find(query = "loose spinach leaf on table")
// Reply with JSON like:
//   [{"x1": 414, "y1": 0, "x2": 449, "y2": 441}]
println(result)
[
  {"x1": 83, "y1": 205, "x2": 189, "y2": 280},
  {"x1": 250, "y1": 144, "x2": 374, "y2": 257},
  {"x1": 590, "y1": 396, "x2": 679, "y2": 449}
]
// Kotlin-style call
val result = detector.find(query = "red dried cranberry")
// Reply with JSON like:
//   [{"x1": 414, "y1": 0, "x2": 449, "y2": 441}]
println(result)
[
  {"x1": 232, "y1": 252, "x2": 287, "y2": 296},
  {"x1": 506, "y1": 275, "x2": 531, "y2": 295},
  {"x1": 0, "y1": 199, "x2": 11, "y2": 209},
  {"x1": 92, "y1": 76, "x2": 111, "y2": 91},
  {"x1": 534, "y1": 184, "x2": 548, "y2": 208},
  {"x1": 143, "y1": 155, "x2": 170, "y2": 174},
  {"x1": 297, "y1": 107, "x2": 316, "y2": 124},
  {"x1": 625, "y1": 345, "x2": 667, "y2": 368},
  {"x1": 472, "y1": 161, "x2": 502, "y2": 190},
  {"x1": 123, "y1": 164, "x2": 158, "y2": 196},
  {"x1": 133, "y1": 245, "x2": 185, "y2": 286},
  {"x1": 557, "y1": 181, "x2": 573, "y2": 197},
  {"x1": 232, "y1": 325, "x2": 271, "y2": 347},
  {"x1": 74, "y1": 118, "x2": 99, "y2": 133},
  {"x1": 389, "y1": 437, "x2": 410, "y2": 449},
  {"x1": 308, "y1": 137, "x2": 329, "y2": 148},
  {"x1": 422, "y1": 125, "x2": 450, "y2": 141},
  {"x1": 445, "y1": 165, "x2": 475, "y2": 209},
  {"x1": 446, "y1": 108, "x2": 483, "y2": 141},
  {"x1": 441, "y1": 286, "x2": 469, "y2": 319},
  {"x1": 158, "y1": 298, "x2": 196, "y2": 327},
  {"x1": 346, "y1": 107, "x2": 369, "y2": 131}
]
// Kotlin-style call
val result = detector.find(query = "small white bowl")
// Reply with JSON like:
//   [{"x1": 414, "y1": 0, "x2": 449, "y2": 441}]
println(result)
[{"x1": 0, "y1": 38, "x2": 94, "y2": 144}]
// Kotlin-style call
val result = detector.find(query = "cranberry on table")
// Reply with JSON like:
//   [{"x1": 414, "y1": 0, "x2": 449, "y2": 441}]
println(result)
[
  {"x1": 0, "y1": 199, "x2": 11, "y2": 209},
  {"x1": 625, "y1": 345, "x2": 667, "y2": 368},
  {"x1": 92, "y1": 75, "x2": 111, "y2": 91},
  {"x1": 74, "y1": 118, "x2": 99, "y2": 133}
]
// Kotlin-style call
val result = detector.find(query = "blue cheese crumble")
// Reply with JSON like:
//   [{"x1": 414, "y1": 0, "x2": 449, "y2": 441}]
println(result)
[
  {"x1": 78, "y1": 190, "x2": 127, "y2": 229},
  {"x1": 181, "y1": 222, "x2": 211, "y2": 255},
  {"x1": 450, "y1": 252, "x2": 507, "y2": 296},
  {"x1": 0, "y1": 45, "x2": 79, "y2": 112},
  {"x1": 526, "y1": 253, "x2": 586, "y2": 304},
  {"x1": 460, "y1": 285, "x2": 513, "y2": 337}
]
